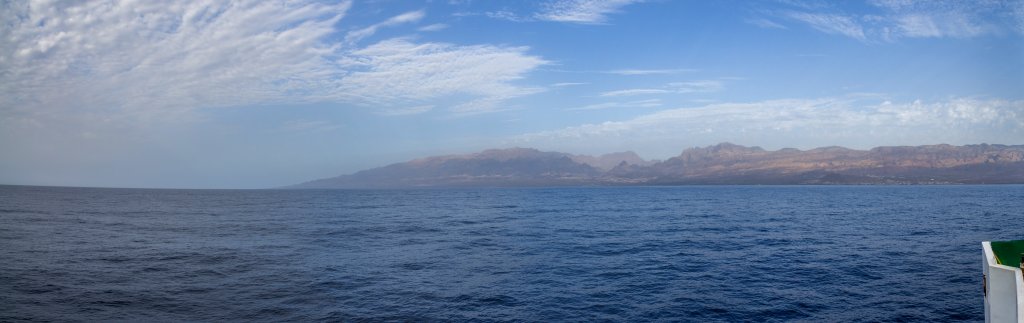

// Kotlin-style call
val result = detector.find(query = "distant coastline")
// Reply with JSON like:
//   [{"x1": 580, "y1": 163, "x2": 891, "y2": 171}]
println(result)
[{"x1": 291, "y1": 143, "x2": 1024, "y2": 188}]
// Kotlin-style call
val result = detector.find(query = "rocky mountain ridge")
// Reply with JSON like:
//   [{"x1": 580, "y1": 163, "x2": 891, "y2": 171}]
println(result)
[{"x1": 291, "y1": 143, "x2": 1024, "y2": 188}]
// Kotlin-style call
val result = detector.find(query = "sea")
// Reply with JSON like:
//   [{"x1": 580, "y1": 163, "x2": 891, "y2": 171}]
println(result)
[{"x1": 1, "y1": 185, "x2": 1021, "y2": 322}]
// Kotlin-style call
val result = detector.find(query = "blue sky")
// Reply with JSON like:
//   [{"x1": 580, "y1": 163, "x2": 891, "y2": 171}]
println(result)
[{"x1": 1, "y1": 0, "x2": 1023, "y2": 188}]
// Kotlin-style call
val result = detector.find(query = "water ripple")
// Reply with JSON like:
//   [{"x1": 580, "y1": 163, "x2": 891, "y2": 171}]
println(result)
[{"x1": 1, "y1": 185, "x2": 1021, "y2": 321}]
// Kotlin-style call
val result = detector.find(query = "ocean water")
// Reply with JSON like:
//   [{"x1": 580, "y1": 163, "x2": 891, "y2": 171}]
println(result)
[{"x1": 1, "y1": 185, "x2": 1021, "y2": 322}]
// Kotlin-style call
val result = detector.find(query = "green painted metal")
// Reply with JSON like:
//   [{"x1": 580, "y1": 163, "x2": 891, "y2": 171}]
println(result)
[{"x1": 991, "y1": 240, "x2": 1024, "y2": 268}]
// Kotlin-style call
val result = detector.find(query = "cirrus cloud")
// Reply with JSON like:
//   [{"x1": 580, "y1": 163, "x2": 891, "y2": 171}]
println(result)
[
  {"x1": 336, "y1": 39, "x2": 547, "y2": 113},
  {"x1": 535, "y1": 0, "x2": 641, "y2": 24},
  {"x1": 345, "y1": 9, "x2": 425, "y2": 43},
  {"x1": 1, "y1": 1, "x2": 350, "y2": 121},
  {"x1": 0, "y1": 0, "x2": 548, "y2": 126},
  {"x1": 779, "y1": 0, "x2": 1019, "y2": 42}
]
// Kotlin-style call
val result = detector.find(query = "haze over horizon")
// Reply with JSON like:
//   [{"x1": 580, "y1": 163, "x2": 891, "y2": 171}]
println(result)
[{"x1": 2, "y1": 0, "x2": 1023, "y2": 188}]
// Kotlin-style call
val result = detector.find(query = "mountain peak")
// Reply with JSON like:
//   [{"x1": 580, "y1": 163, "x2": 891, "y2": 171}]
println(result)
[
  {"x1": 675, "y1": 143, "x2": 768, "y2": 163},
  {"x1": 570, "y1": 151, "x2": 652, "y2": 171},
  {"x1": 713, "y1": 142, "x2": 764, "y2": 151}
]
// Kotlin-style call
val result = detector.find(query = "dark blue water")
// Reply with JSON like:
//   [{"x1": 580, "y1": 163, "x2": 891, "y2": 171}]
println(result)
[{"x1": 1, "y1": 185, "x2": 1021, "y2": 321}]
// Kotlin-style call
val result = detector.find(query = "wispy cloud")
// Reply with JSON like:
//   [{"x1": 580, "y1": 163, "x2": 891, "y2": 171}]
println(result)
[
  {"x1": 486, "y1": 10, "x2": 531, "y2": 22},
  {"x1": 568, "y1": 99, "x2": 661, "y2": 110},
  {"x1": 871, "y1": 0, "x2": 995, "y2": 39},
  {"x1": 600, "y1": 89, "x2": 671, "y2": 97},
  {"x1": 338, "y1": 39, "x2": 547, "y2": 113},
  {"x1": 600, "y1": 80, "x2": 725, "y2": 97},
  {"x1": 894, "y1": 14, "x2": 942, "y2": 37},
  {"x1": 786, "y1": 12, "x2": 866, "y2": 41},
  {"x1": 669, "y1": 81, "x2": 724, "y2": 93},
  {"x1": 346, "y1": 10, "x2": 426, "y2": 43},
  {"x1": 453, "y1": 10, "x2": 532, "y2": 23},
  {"x1": 746, "y1": 18, "x2": 787, "y2": 29},
  {"x1": 535, "y1": 0, "x2": 641, "y2": 24},
  {"x1": 552, "y1": 82, "x2": 588, "y2": 87},
  {"x1": 379, "y1": 105, "x2": 434, "y2": 116},
  {"x1": 1015, "y1": 1, "x2": 1024, "y2": 35},
  {"x1": 779, "y1": 0, "x2": 1014, "y2": 42},
  {"x1": 418, "y1": 23, "x2": 449, "y2": 32},
  {"x1": 512, "y1": 97, "x2": 1024, "y2": 156},
  {"x1": 892, "y1": 12, "x2": 985, "y2": 38},
  {"x1": 448, "y1": 96, "x2": 524, "y2": 116}
]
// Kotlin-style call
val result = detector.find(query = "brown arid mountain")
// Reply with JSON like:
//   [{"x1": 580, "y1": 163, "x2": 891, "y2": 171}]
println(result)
[
  {"x1": 289, "y1": 143, "x2": 1024, "y2": 188},
  {"x1": 608, "y1": 143, "x2": 1024, "y2": 184}
]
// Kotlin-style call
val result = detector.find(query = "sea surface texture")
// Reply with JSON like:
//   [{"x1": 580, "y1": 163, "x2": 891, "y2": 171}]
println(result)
[{"x1": 1, "y1": 185, "x2": 1021, "y2": 321}]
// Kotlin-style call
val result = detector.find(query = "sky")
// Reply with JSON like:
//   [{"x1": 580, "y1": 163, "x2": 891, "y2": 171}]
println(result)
[{"x1": 1, "y1": 0, "x2": 1023, "y2": 188}]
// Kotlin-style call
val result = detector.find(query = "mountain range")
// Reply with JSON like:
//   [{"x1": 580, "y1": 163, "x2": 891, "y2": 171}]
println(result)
[{"x1": 290, "y1": 143, "x2": 1024, "y2": 188}]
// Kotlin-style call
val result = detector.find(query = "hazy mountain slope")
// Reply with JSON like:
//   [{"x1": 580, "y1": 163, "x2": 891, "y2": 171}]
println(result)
[
  {"x1": 294, "y1": 148, "x2": 602, "y2": 188},
  {"x1": 570, "y1": 151, "x2": 654, "y2": 171}
]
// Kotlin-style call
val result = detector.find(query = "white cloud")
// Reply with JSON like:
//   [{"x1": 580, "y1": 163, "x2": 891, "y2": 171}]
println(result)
[
  {"x1": 511, "y1": 97, "x2": 1024, "y2": 158},
  {"x1": 345, "y1": 10, "x2": 425, "y2": 43},
  {"x1": 535, "y1": 0, "x2": 641, "y2": 24}
]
